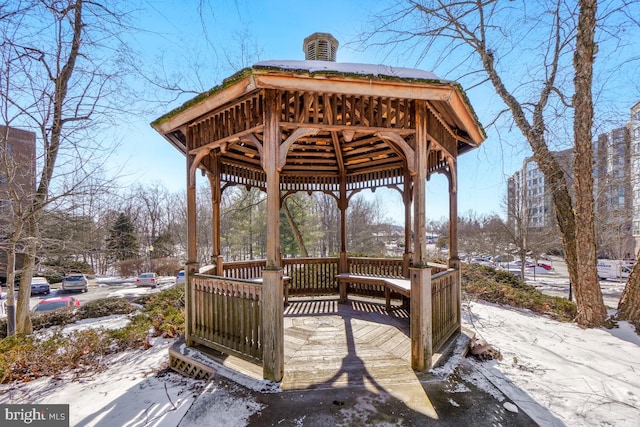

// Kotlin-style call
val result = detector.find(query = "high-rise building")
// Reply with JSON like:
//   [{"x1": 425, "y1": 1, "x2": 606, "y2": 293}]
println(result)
[
  {"x1": 0, "y1": 125, "x2": 36, "y2": 225},
  {"x1": 1, "y1": 125, "x2": 36, "y2": 281},
  {"x1": 507, "y1": 100, "x2": 640, "y2": 259},
  {"x1": 630, "y1": 102, "x2": 640, "y2": 255},
  {"x1": 595, "y1": 125, "x2": 634, "y2": 259},
  {"x1": 507, "y1": 148, "x2": 573, "y2": 232}
]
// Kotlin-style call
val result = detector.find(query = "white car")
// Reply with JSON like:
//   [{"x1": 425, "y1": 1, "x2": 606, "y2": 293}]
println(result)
[
  {"x1": 136, "y1": 272, "x2": 159, "y2": 288},
  {"x1": 62, "y1": 273, "x2": 89, "y2": 292},
  {"x1": 176, "y1": 270, "x2": 185, "y2": 284}
]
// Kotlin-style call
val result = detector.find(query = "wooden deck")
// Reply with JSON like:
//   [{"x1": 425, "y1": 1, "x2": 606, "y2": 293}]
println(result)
[
  {"x1": 282, "y1": 296, "x2": 413, "y2": 390},
  {"x1": 193, "y1": 295, "x2": 423, "y2": 391}
]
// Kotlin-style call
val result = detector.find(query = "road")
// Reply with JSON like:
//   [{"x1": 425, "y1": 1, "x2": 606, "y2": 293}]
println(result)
[
  {"x1": 523, "y1": 257, "x2": 625, "y2": 309},
  {"x1": 1, "y1": 276, "x2": 176, "y2": 317}
]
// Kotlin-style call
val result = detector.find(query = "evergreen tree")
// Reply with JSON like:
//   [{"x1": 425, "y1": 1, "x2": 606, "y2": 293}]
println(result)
[{"x1": 106, "y1": 213, "x2": 139, "y2": 262}]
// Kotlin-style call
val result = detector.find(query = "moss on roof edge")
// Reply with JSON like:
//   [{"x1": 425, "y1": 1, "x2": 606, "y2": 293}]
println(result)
[
  {"x1": 151, "y1": 64, "x2": 486, "y2": 142},
  {"x1": 150, "y1": 67, "x2": 254, "y2": 128}
]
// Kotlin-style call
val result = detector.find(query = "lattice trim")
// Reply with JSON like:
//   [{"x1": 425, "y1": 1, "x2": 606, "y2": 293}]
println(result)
[{"x1": 168, "y1": 344, "x2": 215, "y2": 381}]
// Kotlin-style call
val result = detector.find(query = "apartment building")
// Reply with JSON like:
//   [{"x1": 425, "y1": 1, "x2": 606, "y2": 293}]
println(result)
[
  {"x1": 508, "y1": 101, "x2": 639, "y2": 258},
  {"x1": 1, "y1": 125, "x2": 36, "y2": 280},
  {"x1": 595, "y1": 125, "x2": 634, "y2": 259},
  {"x1": 631, "y1": 102, "x2": 640, "y2": 254},
  {"x1": 0, "y1": 125, "x2": 36, "y2": 222},
  {"x1": 507, "y1": 148, "x2": 573, "y2": 231}
]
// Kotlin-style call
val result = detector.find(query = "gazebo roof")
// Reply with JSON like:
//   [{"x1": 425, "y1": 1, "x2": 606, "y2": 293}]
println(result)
[{"x1": 152, "y1": 60, "x2": 485, "y2": 191}]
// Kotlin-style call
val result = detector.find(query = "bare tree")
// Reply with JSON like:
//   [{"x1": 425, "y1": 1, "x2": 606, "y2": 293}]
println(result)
[
  {"x1": 572, "y1": 0, "x2": 606, "y2": 325},
  {"x1": 1, "y1": 0, "x2": 131, "y2": 334},
  {"x1": 360, "y1": 0, "x2": 634, "y2": 326}
]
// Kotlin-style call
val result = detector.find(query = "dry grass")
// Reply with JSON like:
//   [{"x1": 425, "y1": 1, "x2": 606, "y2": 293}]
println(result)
[{"x1": 0, "y1": 285, "x2": 185, "y2": 384}]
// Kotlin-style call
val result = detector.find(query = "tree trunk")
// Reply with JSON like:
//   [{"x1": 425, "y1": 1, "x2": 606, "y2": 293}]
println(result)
[
  {"x1": 531, "y1": 141, "x2": 579, "y2": 294},
  {"x1": 3, "y1": 217, "x2": 25, "y2": 336},
  {"x1": 15, "y1": 239, "x2": 35, "y2": 335},
  {"x1": 4, "y1": 244, "x2": 18, "y2": 336},
  {"x1": 572, "y1": 0, "x2": 607, "y2": 327},
  {"x1": 283, "y1": 199, "x2": 308, "y2": 257},
  {"x1": 618, "y1": 251, "x2": 640, "y2": 321}
]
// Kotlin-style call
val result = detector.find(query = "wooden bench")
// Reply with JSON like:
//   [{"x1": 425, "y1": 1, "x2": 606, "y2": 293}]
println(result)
[
  {"x1": 337, "y1": 273, "x2": 410, "y2": 311},
  {"x1": 247, "y1": 276, "x2": 291, "y2": 305}
]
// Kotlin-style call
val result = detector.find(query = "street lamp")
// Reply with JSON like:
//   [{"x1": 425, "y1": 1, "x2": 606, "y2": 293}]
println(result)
[{"x1": 148, "y1": 244, "x2": 154, "y2": 271}]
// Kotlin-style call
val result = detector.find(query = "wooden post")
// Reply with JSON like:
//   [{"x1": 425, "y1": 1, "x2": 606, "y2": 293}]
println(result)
[
  {"x1": 207, "y1": 167, "x2": 224, "y2": 276},
  {"x1": 185, "y1": 128, "x2": 199, "y2": 346},
  {"x1": 338, "y1": 177, "x2": 349, "y2": 302},
  {"x1": 410, "y1": 267, "x2": 432, "y2": 370},
  {"x1": 403, "y1": 170, "x2": 412, "y2": 277},
  {"x1": 447, "y1": 158, "x2": 460, "y2": 269},
  {"x1": 215, "y1": 255, "x2": 224, "y2": 276},
  {"x1": 411, "y1": 100, "x2": 433, "y2": 370},
  {"x1": 339, "y1": 179, "x2": 347, "y2": 264},
  {"x1": 447, "y1": 159, "x2": 462, "y2": 334},
  {"x1": 262, "y1": 89, "x2": 284, "y2": 382}
]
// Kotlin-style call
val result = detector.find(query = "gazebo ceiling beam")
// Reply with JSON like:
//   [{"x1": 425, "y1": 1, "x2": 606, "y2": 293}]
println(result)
[
  {"x1": 279, "y1": 127, "x2": 319, "y2": 170},
  {"x1": 346, "y1": 156, "x2": 401, "y2": 170},
  {"x1": 221, "y1": 152, "x2": 262, "y2": 167},
  {"x1": 188, "y1": 124, "x2": 263, "y2": 155},
  {"x1": 345, "y1": 141, "x2": 392, "y2": 156},
  {"x1": 331, "y1": 131, "x2": 345, "y2": 175},
  {"x1": 377, "y1": 132, "x2": 415, "y2": 175},
  {"x1": 237, "y1": 133, "x2": 264, "y2": 168},
  {"x1": 280, "y1": 122, "x2": 415, "y2": 136}
]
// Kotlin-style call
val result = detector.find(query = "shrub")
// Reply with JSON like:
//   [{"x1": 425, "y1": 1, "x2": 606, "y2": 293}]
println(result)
[
  {"x1": 77, "y1": 298, "x2": 137, "y2": 319},
  {"x1": 30, "y1": 307, "x2": 78, "y2": 332},
  {"x1": 462, "y1": 263, "x2": 577, "y2": 321},
  {"x1": 0, "y1": 285, "x2": 186, "y2": 384}
]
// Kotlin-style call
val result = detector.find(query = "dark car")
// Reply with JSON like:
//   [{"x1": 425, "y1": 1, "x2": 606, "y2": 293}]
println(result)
[
  {"x1": 32, "y1": 296, "x2": 80, "y2": 313},
  {"x1": 30, "y1": 277, "x2": 51, "y2": 295}
]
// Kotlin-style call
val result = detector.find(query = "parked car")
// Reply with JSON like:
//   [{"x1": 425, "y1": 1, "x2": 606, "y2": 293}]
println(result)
[
  {"x1": 470, "y1": 257, "x2": 494, "y2": 267},
  {"x1": 535, "y1": 262, "x2": 553, "y2": 271},
  {"x1": 30, "y1": 277, "x2": 51, "y2": 295},
  {"x1": 32, "y1": 296, "x2": 80, "y2": 313},
  {"x1": 62, "y1": 272, "x2": 89, "y2": 292},
  {"x1": 136, "y1": 272, "x2": 159, "y2": 288},
  {"x1": 176, "y1": 270, "x2": 185, "y2": 284}
]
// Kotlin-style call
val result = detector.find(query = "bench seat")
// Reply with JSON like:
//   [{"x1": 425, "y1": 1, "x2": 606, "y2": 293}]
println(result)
[
  {"x1": 337, "y1": 273, "x2": 410, "y2": 311},
  {"x1": 247, "y1": 276, "x2": 291, "y2": 305}
]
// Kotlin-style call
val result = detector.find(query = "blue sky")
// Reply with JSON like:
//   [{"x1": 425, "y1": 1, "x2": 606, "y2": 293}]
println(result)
[{"x1": 114, "y1": 0, "x2": 637, "y2": 224}]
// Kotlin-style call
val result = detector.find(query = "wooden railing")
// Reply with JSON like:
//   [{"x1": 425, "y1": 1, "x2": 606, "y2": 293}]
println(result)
[
  {"x1": 190, "y1": 257, "x2": 460, "y2": 363},
  {"x1": 190, "y1": 275, "x2": 263, "y2": 362},
  {"x1": 282, "y1": 257, "x2": 339, "y2": 295},
  {"x1": 223, "y1": 260, "x2": 266, "y2": 280},
  {"x1": 431, "y1": 268, "x2": 460, "y2": 352},
  {"x1": 347, "y1": 257, "x2": 405, "y2": 277},
  {"x1": 427, "y1": 262, "x2": 449, "y2": 275}
]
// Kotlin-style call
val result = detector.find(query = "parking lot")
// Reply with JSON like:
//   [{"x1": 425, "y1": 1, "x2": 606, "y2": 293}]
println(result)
[{"x1": 1, "y1": 275, "x2": 176, "y2": 317}]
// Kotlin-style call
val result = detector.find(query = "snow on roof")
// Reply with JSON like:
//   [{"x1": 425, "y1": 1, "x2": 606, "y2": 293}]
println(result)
[{"x1": 254, "y1": 60, "x2": 447, "y2": 82}]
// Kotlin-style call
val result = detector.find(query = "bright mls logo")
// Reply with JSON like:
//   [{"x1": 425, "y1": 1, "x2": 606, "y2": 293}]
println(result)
[{"x1": 0, "y1": 404, "x2": 69, "y2": 426}]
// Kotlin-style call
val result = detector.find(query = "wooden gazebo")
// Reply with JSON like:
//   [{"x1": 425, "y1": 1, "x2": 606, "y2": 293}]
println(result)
[{"x1": 152, "y1": 34, "x2": 485, "y2": 382}]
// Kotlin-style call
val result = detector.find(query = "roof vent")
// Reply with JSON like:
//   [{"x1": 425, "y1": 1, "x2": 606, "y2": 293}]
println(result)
[{"x1": 303, "y1": 33, "x2": 338, "y2": 61}]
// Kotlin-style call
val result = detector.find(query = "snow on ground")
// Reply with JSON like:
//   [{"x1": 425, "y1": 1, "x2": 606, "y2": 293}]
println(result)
[
  {"x1": 460, "y1": 300, "x2": 640, "y2": 426},
  {"x1": 0, "y1": 333, "x2": 198, "y2": 426},
  {"x1": 2, "y1": 300, "x2": 640, "y2": 426}
]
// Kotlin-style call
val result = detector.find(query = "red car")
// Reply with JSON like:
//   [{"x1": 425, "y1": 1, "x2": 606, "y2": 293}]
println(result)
[{"x1": 32, "y1": 296, "x2": 81, "y2": 313}]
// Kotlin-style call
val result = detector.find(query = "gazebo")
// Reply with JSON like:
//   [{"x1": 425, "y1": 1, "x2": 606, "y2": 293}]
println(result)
[{"x1": 151, "y1": 33, "x2": 485, "y2": 382}]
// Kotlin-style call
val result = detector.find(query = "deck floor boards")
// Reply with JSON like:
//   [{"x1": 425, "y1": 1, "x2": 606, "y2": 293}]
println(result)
[{"x1": 281, "y1": 296, "x2": 414, "y2": 390}]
